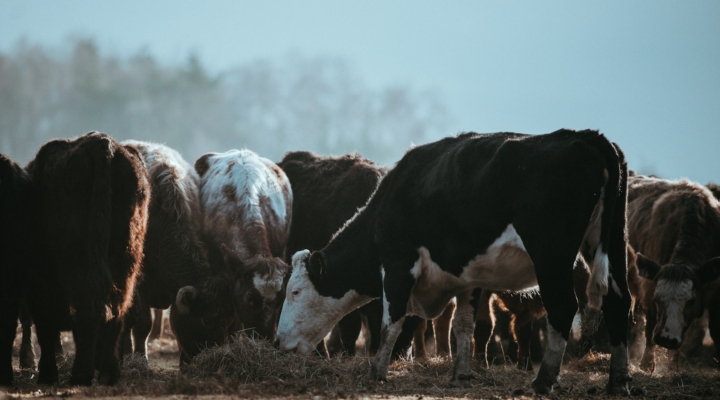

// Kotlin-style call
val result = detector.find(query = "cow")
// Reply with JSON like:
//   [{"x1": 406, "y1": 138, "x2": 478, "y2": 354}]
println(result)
[
  {"x1": 118, "y1": 141, "x2": 213, "y2": 360},
  {"x1": 23, "y1": 132, "x2": 150, "y2": 385},
  {"x1": 0, "y1": 154, "x2": 32, "y2": 386},
  {"x1": 171, "y1": 149, "x2": 291, "y2": 360},
  {"x1": 275, "y1": 129, "x2": 631, "y2": 395},
  {"x1": 707, "y1": 183, "x2": 720, "y2": 200},
  {"x1": 626, "y1": 174, "x2": 720, "y2": 372},
  {"x1": 277, "y1": 151, "x2": 422, "y2": 357}
]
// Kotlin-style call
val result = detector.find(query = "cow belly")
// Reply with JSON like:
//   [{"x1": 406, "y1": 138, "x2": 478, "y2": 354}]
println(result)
[{"x1": 407, "y1": 224, "x2": 537, "y2": 318}]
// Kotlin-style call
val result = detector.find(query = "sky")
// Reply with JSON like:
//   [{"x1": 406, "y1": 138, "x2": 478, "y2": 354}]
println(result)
[{"x1": 1, "y1": 1, "x2": 718, "y2": 183}]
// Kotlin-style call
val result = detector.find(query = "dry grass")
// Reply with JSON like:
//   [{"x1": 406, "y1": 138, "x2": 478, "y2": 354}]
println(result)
[{"x1": 4, "y1": 332, "x2": 720, "y2": 399}]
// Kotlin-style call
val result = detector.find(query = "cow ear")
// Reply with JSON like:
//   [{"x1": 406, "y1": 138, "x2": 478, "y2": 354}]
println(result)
[
  {"x1": 698, "y1": 257, "x2": 720, "y2": 284},
  {"x1": 636, "y1": 253, "x2": 661, "y2": 280},
  {"x1": 308, "y1": 251, "x2": 326, "y2": 276},
  {"x1": 220, "y1": 244, "x2": 246, "y2": 273},
  {"x1": 175, "y1": 286, "x2": 199, "y2": 314},
  {"x1": 195, "y1": 153, "x2": 212, "y2": 177}
]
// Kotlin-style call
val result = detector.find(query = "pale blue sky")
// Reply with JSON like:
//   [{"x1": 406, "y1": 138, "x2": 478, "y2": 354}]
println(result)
[{"x1": 1, "y1": 1, "x2": 718, "y2": 182}]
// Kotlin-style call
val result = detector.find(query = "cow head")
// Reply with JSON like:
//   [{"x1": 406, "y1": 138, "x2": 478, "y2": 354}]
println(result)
[
  {"x1": 170, "y1": 276, "x2": 235, "y2": 363},
  {"x1": 275, "y1": 250, "x2": 369, "y2": 354},
  {"x1": 636, "y1": 253, "x2": 720, "y2": 349},
  {"x1": 220, "y1": 244, "x2": 289, "y2": 339}
]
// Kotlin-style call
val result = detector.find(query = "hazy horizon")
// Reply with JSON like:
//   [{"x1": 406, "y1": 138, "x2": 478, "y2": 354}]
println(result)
[{"x1": 1, "y1": 1, "x2": 718, "y2": 183}]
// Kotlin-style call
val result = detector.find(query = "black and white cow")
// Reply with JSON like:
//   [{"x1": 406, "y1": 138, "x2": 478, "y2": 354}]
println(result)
[{"x1": 276, "y1": 129, "x2": 631, "y2": 395}]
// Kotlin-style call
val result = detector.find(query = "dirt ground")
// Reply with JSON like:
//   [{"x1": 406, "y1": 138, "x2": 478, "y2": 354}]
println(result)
[{"x1": 3, "y1": 321, "x2": 719, "y2": 400}]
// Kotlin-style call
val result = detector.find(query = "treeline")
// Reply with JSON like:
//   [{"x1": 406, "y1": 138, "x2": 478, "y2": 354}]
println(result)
[{"x1": 0, "y1": 39, "x2": 449, "y2": 166}]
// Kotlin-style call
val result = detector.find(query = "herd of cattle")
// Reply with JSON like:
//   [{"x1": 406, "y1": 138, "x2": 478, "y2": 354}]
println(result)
[{"x1": 0, "y1": 129, "x2": 719, "y2": 395}]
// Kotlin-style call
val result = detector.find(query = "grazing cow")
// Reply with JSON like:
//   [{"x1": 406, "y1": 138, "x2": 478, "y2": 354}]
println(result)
[
  {"x1": 278, "y1": 151, "x2": 421, "y2": 357},
  {"x1": 119, "y1": 141, "x2": 212, "y2": 359},
  {"x1": 0, "y1": 154, "x2": 32, "y2": 386},
  {"x1": 24, "y1": 132, "x2": 150, "y2": 385},
  {"x1": 172, "y1": 149, "x2": 291, "y2": 359},
  {"x1": 276, "y1": 129, "x2": 631, "y2": 395},
  {"x1": 626, "y1": 175, "x2": 720, "y2": 371}
]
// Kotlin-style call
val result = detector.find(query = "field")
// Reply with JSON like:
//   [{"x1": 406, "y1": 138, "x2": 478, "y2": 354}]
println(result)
[{"x1": 3, "y1": 322, "x2": 719, "y2": 400}]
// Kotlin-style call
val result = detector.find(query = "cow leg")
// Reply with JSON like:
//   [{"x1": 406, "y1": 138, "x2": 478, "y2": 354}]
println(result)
[
  {"x1": 148, "y1": 308, "x2": 164, "y2": 341},
  {"x1": 413, "y1": 319, "x2": 428, "y2": 360},
  {"x1": 473, "y1": 289, "x2": 493, "y2": 366},
  {"x1": 34, "y1": 319, "x2": 60, "y2": 385},
  {"x1": 96, "y1": 317, "x2": 123, "y2": 385},
  {"x1": 365, "y1": 263, "x2": 414, "y2": 382},
  {"x1": 435, "y1": 299, "x2": 456, "y2": 358},
  {"x1": 132, "y1": 305, "x2": 152, "y2": 357},
  {"x1": 392, "y1": 316, "x2": 423, "y2": 359},
  {"x1": 708, "y1": 291, "x2": 720, "y2": 368},
  {"x1": 362, "y1": 300, "x2": 383, "y2": 355},
  {"x1": 530, "y1": 259, "x2": 578, "y2": 395},
  {"x1": 449, "y1": 289, "x2": 481, "y2": 387},
  {"x1": 337, "y1": 309, "x2": 362, "y2": 356},
  {"x1": 512, "y1": 308, "x2": 535, "y2": 371},
  {"x1": 69, "y1": 301, "x2": 103, "y2": 386},
  {"x1": 0, "y1": 295, "x2": 20, "y2": 386},
  {"x1": 18, "y1": 303, "x2": 36, "y2": 370}
]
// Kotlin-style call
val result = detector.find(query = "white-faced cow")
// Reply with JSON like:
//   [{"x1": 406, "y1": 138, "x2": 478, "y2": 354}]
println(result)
[
  {"x1": 626, "y1": 174, "x2": 720, "y2": 371},
  {"x1": 172, "y1": 149, "x2": 291, "y2": 357},
  {"x1": 277, "y1": 151, "x2": 421, "y2": 357},
  {"x1": 24, "y1": 132, "x2": 150, "y2": 385},
  {"x1": 119, "y1": 141, "x2": 215, "y2": 361},
  {"x1": 0, "y1": 154, "x2": 32, "y2": 386},
  {"x1": 276, "y1": 129, "x2": 631, "y2": 395}
]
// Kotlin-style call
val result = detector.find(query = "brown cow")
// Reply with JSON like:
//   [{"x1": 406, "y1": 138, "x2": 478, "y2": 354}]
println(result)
[
  {"x1": 120, "y1": 141, "x2": 212, "y2": 360},
  {"x1": 627, "y1": 174, "x2": 720, "y2": 372},
  {"x1": 24, "y1": 132, "x2": 150, "y2": 385}
]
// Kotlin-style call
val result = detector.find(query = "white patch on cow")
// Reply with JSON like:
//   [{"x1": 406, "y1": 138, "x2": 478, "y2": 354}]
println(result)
[
  {"x1": 571, "y1": 312, "x2": 583, "y2": 342},
  {"x1": 459, "y1": 224, "x2": 535, "y2": 291},
  {"x1": 253, "y1": 272, "x2": 284, "y2": 301},
  {"x1": 543, "y1": 320, "x2": 568, "y2": 374},
  {"x1": 587, "y1": 245, "x2": 609, "y2": 309},
  {"x1": 199, "y1": 149, "x2": 291, "y2": 260},
  {"x1": 276, "y1": 251, "x2": 372, "y2": 354},
  {"x1": 655, "y1": 278, "x2": 693, "y2": 343},
  {"x1": 407, "y1": 224, "x2": 536, "y2": 319}
]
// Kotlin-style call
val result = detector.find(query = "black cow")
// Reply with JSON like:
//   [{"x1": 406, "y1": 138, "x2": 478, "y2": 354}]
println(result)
[
  {"x1": 276, "y1": 129, "x2": 631, "y2": 395},
  {"x1": 626, "y1": 175, "x2": 720, "y2": 371},
  {"x1": 24, "y1": 132, "x2": 150, "y2": 385},
  {"x1": 0, "y1": 154, "x2": 32, "y2": 386},
  {"x1": 120, "y1": 141, "x2": 212, "y2": 361}
]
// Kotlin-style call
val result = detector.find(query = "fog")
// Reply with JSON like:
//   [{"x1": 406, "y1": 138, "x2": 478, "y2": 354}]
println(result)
[{"x1": 0, "y1": 39, "x2": 448, "y2": 167}]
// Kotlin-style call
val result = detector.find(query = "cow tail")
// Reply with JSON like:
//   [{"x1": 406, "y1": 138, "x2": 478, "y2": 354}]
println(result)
[
  {"x1": 110, "y1": 144, "x2": 150, "y2": 317},
  {"x1": 586, "y1": 134, "x2": 625, "y2": 310}
]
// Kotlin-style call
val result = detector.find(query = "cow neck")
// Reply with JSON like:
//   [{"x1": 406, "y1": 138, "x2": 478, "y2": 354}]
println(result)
[{"x1": 314, "y1": 205, "x2": 383, "y2": 299}]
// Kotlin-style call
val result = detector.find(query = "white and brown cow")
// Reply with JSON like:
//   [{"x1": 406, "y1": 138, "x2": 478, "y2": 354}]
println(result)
[
  {"x1": 173, "y1": 149, "x2": 292, "y2": 351},
  {"x1": 276, "y1": 129, "x2": 631, "y2": 395},
  {"x1": 626, "y1": 174, "x2": 720, "y2": 371}
]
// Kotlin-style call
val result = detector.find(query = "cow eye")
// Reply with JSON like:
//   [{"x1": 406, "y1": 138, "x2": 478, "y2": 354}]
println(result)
[{"x1": 291, "y1": 289, "x2": 300, "y2": 296}]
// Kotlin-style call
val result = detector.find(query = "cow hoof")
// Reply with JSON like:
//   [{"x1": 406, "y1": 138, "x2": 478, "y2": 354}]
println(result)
[
  {"x1": 450, "y1": 374, "x2": 475, "y2": 388},
  {"x1": 531, "y1": 376, "x2": 558, "y2": 395},
  {"x1": 363, "y1": 365, "x2": 387, "y2": 383},
  {"x1": 606, "y1": 372, "x2": 632, "y2": 395},
  {"x1": 19, "y1": 354, "x2": 36, "y2": 370}
]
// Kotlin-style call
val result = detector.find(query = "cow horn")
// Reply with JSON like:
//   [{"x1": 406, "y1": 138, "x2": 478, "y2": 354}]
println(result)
[{"x1": 176, "y1": 286, "x2": 198, "y2": 315}]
